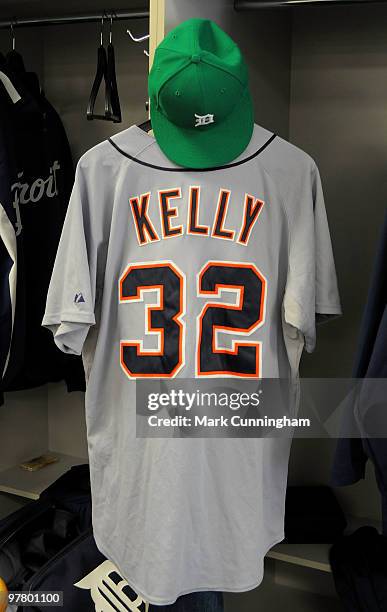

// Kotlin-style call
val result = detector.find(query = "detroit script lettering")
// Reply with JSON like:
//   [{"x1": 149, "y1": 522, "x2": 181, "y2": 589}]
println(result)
[{"x1": 11, "y1": 160, "x2": 61, "y2": 236}]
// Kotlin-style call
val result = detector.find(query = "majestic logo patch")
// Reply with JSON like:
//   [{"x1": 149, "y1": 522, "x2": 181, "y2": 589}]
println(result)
[
  {"x1": 194, "y1": 113, "x2": 214, "y2": 127},
  {"x1": 74, "y1": 292, "x2": 85, "y2": 304},
  {"x1": 74, "y1": 560, "x2": 147, "y2": 611}
]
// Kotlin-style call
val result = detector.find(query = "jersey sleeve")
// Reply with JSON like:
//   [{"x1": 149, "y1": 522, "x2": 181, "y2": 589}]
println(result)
[
  {"x1": 283, "y1": 160, "x2": 342, "y2": 353},
  {"x1": 0, "y1": 122, "x2": 17, "y2": 380},
  {"x1": 42, "y1": 162, "x2": 96, "y2": 355},
  {"x1": 0, "y1": 197, "x2": 17, "y2": 378}
]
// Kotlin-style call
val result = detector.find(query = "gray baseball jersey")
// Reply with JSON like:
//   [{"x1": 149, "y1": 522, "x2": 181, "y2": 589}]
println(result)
[{"x1": 42, "y1": 124, "x2": 341, "y2": 605}]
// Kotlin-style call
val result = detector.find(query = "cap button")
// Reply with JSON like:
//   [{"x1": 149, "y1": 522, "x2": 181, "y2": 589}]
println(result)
[{"x1": 191, "y1": 53, "x2": 201, "y2": 64}]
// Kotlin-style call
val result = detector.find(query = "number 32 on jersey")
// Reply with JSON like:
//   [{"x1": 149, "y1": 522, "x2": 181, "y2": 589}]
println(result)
[{"x1": 119, "y1": 261, "x2": 266, "y2": 378}]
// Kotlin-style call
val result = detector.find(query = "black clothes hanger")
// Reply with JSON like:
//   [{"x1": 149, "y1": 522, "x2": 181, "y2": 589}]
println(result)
[
  {"x1": 106, "y1": 13, "x2": 121, "y2": 123},
  {"x1": 6, "y1": 49, "x2": 26, "y2": 74},
  {"x1": 4, "y1": 22, "x2": 40, "y2": 101},
  {"x1": 87, "y1": 14, "x2": 109, "y2": 121},
  {"x1": 5, "y1": 22, "x2": 26, "y2": 74},
  {"x1": 87, "y1": 13, "x2": 121, "y2": 122}
]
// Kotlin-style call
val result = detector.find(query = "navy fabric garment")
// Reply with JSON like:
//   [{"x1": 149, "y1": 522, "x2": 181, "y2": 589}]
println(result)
[
  {"x1": 0, "y1": 82, "x2": 17, "y2": 384},
  {"x1": 331, "y1": 209, "x2": 387, "y2": 531},
  {"x1": 0, "y1": 71, "x2": 85, "y2": 403},
  {"x1": 352, "y1": 210, "x2": 387, "y2": 380},
  {"x1": 150, "y1": 592, "x2": 224, "y2": 612},
  {"x1": 329, "y1": 526, "x2": 387, "y2": 612},
  {"x1": 0, "y1": 465, "x2": 224, "y2": 612}
]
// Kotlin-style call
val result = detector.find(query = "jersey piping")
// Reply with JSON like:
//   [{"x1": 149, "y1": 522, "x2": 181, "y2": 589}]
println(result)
[{"x1": 107, "y1": 133, "x2": 277, "y2": 172}]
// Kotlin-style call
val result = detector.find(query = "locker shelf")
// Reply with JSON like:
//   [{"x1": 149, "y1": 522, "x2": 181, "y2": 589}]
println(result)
[
  {"x1": 0, "y1": 451, "x2": 87, "y2": 500},
  {"x1": 266, "y1": 515, "x2": 382, "y2": 572},
  {"x1": 267, "y1": 542, "x2": 332, "y2": 572}
]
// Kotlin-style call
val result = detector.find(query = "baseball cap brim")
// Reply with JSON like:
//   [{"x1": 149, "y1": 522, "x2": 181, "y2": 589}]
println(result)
[{"x1": 150, "y1": 87, "x2": 254, "y2": 169}]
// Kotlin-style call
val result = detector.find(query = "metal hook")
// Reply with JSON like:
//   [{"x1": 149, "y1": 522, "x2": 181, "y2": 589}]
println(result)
[
  {"x1": 100, "y1": 12, "x2": 104, "y2": 47},
  {"x1": 10, "y1": 20, "x2": 16, "y2": 50},
  {"x1": 109, "y1": 11, "x2": 114, "y2": 44},
  {"x1": 126, "y1": 28, "x2": 150, "y2": 56},
  {"x1": 126, "y1": 28, "x2": 150, "y2": 43}
]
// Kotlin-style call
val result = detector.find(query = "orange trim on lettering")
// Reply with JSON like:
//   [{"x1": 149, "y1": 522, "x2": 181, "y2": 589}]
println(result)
[
  {"x1": 129, "y1": 192, "x2": 160, "y2": 246},
  {"x1": 119, "y1": 262, "x2": 185, "y2": 378},
  {"x1": 187, "y1": 186, "x2": 210, "y2": 236},
  {"x1": 196, "y1": 261, "x2": 266, "y2": 378},
  {"x1": 237, "y1": 194, "x2": 265, "y2": 246},
  {"x1": 158, "y1": 188, "x2": 183, "y2": 239},
  {"x1": 211, "y1": 189, "x2": 235, "y2": 241}
]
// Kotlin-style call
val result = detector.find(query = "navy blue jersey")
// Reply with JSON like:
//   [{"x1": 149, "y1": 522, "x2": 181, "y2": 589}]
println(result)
[
  {"x1": 0, "y1": 76, "x2": 85, "y2": 400},
  {"x1": 332, "y1": 209, "x2": 387, "y2": 532},
  {"x1": 0, "y1": 82, "x2": 17, "y2": 384}
]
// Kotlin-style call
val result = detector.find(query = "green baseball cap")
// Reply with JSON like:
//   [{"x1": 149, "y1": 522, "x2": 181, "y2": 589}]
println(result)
[{"x1": 148, "y1": 18, "x2": 254, "y2": 169}]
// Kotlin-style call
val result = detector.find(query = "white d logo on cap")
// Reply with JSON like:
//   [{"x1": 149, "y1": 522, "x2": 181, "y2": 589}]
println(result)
[{"x1": 194, "y1": 113, "x2": 215, "y2": 127}]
